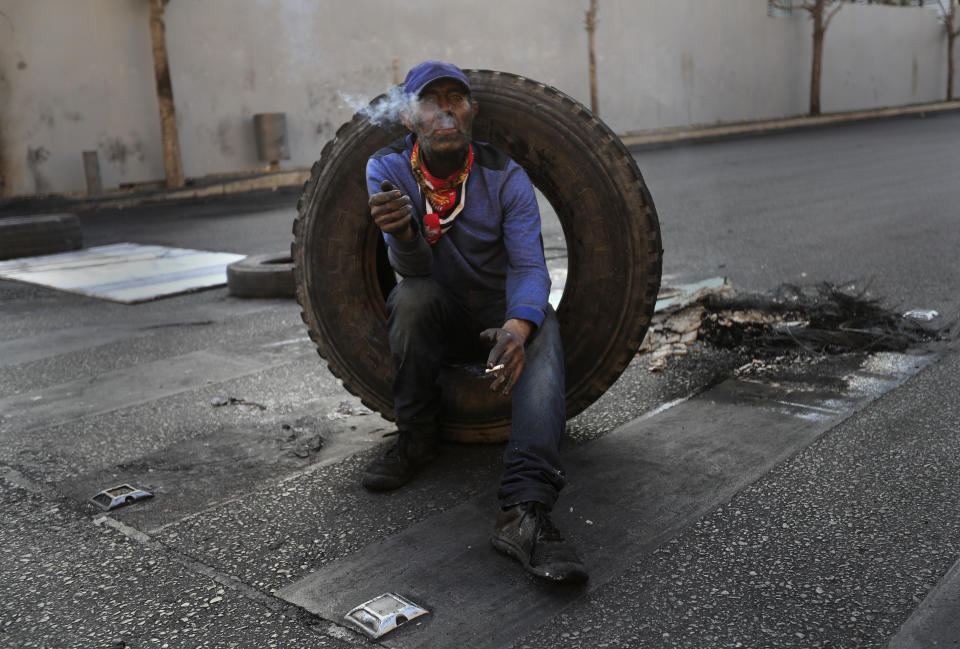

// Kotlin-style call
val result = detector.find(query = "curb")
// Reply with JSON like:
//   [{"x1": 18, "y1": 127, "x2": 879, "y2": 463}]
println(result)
[
  {"x1": 620, "y1": 100, "x2": 960, "y2": 150},
  {"x1": 3, "y1": 100, "x2": 958, "y2": 214}
]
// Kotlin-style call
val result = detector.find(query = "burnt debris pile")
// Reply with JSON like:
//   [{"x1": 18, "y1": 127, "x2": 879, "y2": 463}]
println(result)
[{"x1": 699, "y1": 283, "x2": 943, "y2": 356}]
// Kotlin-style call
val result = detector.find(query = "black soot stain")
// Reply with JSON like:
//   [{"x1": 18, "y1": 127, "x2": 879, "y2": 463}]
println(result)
[
  {"x1": 26, "y1": 146, "x2": 49, "y2": 166},
  {"x1": 316, "y1": 119, "x2": 334, "y2": 137},
  {"x1": 99, "y1": 135, "x2": 146, "y2": 175},
  {"x1": 26, "y1": 146, "x2": 52, "y2": 193},
  {"x1": 38, "y1": 109, "x2": 54, "y2": 129}
]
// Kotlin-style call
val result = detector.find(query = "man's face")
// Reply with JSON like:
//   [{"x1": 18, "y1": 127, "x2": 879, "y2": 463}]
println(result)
[{"x1": 404, "y1": 79, "x2": 477, "y2": 160}]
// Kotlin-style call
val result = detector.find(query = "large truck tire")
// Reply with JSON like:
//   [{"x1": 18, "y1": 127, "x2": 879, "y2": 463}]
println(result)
[
  {"x1": 0, "y1": 213, "x2": 83, "y2": 260},
  {"x1": 291, "y1": 70, "x2": 662, "y2": 443}
]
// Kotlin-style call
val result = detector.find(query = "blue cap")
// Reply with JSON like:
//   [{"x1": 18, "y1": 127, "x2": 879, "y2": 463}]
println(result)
[{"x1": 403, "y1": 60, "x2": 471, "y2": 98}]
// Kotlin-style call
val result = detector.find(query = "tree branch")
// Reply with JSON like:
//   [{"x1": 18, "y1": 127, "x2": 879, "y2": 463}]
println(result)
[
  {"x1": 938, "y1": 0, "x2": 958, "y2": 29},
  {"x1": 824, "y1": 1, "x2": 844, "y2": 31},
  {"x1": 584, "y1": 0, "x2": 597, "y2": 31},
  {"x1": 941, "y1": 0, "x2": 960, "y2": 37}
]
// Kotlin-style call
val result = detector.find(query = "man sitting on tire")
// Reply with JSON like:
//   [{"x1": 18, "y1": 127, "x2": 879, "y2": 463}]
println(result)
[{"x1": 364, "y1": 60, "x2": 587, "y2": 584}]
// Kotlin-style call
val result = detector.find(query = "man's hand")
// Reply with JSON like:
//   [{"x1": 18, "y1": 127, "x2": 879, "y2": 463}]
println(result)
[
  {"x1": 370, "y1": 180, "x2": 415, "y2": 240},
  {"x1": 479, "y1": 318, "x2": 534, "y2": 396}
]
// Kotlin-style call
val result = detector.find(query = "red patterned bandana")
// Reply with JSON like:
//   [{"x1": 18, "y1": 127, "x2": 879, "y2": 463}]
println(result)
[{"x1": 410, "y1": 141, "x2": 473, "y2": 244}]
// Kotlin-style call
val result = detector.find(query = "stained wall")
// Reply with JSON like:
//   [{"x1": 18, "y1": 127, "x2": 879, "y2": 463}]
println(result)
[{"x1": 0, "y1": 0, "x2": 953, "y2": 197}]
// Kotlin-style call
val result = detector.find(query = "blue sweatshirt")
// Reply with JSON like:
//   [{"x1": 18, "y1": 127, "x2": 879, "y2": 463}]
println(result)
[{"x1": 366, "y1": 134, "x2": 550, "y2": 328}]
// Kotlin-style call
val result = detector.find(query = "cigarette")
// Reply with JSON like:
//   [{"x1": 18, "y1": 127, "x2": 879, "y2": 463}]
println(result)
[{"x1": 485, "y1": 364, "x2": 505, "y2": 374}]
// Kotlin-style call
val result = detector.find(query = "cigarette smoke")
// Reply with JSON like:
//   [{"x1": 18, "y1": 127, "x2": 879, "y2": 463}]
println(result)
[
  {"x1": 435, "y1": 112, "x2": 456, "y2": 129},
  {"x1": 338, "y1": 85, "x2": 413, "y2": 128}
]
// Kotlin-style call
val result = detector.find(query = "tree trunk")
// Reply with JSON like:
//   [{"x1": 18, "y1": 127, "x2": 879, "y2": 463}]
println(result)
[
  {"x1": 948, "y1": 2, "x2": 957, "y2": 101},
  {"x1": 810, "y1": 1, "x2": 825, "y2": 115},
  {"x1": 149, "y1": 0, "x2": 184, "y2": 188},
  {"x1": 586, "y1": 0, "x2": 599, "y2": 115},
  {"x1": 949, "y1": 32, "x2": 955, "y2": 101},
  {"x1": 0, "y1": 121, "x2": 8, "y2": 198}
]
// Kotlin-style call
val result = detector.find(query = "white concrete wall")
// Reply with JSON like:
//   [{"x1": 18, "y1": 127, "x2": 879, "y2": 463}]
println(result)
[
  {"x1": 0, "y1": 1, "x2": 162, "y2": 197},
  {"x1": 598, "y1": 0, "x2": 811, "y2": 131},
  {"x1": 0, "y1": 0, "x2": 955, "y2": 198},
  {"x1": 160, "y1": 0, "x2": 590, "y2": 185},
  {"x1": 816, "y1": 2, "x2": 947, "y2": 112}
]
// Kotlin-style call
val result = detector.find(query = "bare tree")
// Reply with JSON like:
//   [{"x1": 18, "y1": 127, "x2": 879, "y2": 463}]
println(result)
[
  {"x1": 585, "y1": 0, "x2": 599, "y2": 115},
  {"x1": 0, "y1": 9, "x2": 12, "y2": 197},
  {"x1": 774, "y1": 0, "x2": 844, "y2": 115},
  {"x1": 939, "y1": 0, "x2": 960, "y2": 100},
  {"x1": 149, "y1": 0, "x2": 184, "y2": 188}
]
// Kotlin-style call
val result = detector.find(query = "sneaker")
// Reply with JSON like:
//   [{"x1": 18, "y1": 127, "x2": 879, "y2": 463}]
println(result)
[
  {"x1": 491, "y1": 502, "x2": 588, "y2": 583},
  {"x1": 361, "y1": 433, "x2": 438, "y2": 491}
]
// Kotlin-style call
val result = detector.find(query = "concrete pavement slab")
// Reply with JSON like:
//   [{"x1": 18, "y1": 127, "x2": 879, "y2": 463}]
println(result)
[
  {"x1": 0, "y1": 350, "x2": 278, "y2": 433},
  {"x1": 276, "y1": 352, "x2": 932, "y2": 649},
  {"x1": 0, "y1": 297, "x2": 301, "y2": 397},
  {"x1": 1, "y1": 352, "x2": 383, "y2": 495},
  {"x1": 513, "y1": 347, "x2": 960, "y2": 649},
  {"x1": 0, "y1": 284, "x2": 285, "y2": 343},
  {"x1": 0, "y1": 324, "x2": 143, "y2": 367},
  {"x1": 138, "y1": 349, "x2": 742, "y2": 600},
  {"x1": 152, "y1": 442, "x2": 505, "y2": 596}
]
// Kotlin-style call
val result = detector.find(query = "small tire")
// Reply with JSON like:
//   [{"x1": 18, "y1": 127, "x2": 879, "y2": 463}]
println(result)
[
  {"x1": 0, "y1": 213, "x2": 83, "y2": 260},
  {"x1": 292, "y1": 70, "x2": 662, "y2": 443},
  {"x1": 227, "y1": 253, "x2": 295, "y2": 298}
]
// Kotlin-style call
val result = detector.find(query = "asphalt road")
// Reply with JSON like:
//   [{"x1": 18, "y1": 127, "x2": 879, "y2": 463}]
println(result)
[{"x1": 1, "y1": 111, "x2": 959, "y2": 648}]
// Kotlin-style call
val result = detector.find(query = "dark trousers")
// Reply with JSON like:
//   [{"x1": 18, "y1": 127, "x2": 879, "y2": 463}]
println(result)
[{"x1": 386, "y1": 277, "x2": 567, "y2": 509}]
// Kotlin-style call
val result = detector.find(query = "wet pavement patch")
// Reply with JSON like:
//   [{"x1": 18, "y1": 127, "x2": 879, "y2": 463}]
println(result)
[{"x1": 278, "y1": 351, "x2": 935, "y2": 649}]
